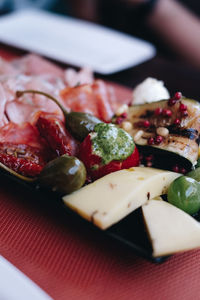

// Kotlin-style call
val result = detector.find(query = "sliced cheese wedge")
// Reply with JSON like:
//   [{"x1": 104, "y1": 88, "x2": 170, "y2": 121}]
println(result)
[
  {"x1": 63, "y1": 167, "x2": 179, "y2": 230},
  {"x1": 142, "y1": 199, "x2": 200, "y2": 257}
]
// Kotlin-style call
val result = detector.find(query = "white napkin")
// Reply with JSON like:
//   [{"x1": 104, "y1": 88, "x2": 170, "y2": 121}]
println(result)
[{"x1": 0, "y1": 9, "x2": 156, "y2": 74}]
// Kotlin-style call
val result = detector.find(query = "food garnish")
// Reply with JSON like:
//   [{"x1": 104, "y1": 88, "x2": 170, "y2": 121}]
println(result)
[
  {"x1": 125, "y1": 94, "x2": 200, "y2": 172},
  {"x1": 78, "y1": 123, "x2": 139, "y2": 180},
  {"x1": 0, "y1": 54, "x2": 200, "y2": 258},
  {"x1": 36, "y1": 113, "x2": 78, "y2": 156},
  {"x1": 187, "y1": 166, "x2": 200, "y2": 182},
  {"x1": 16, "y1": 89, "x2": 102, "y2": 141},
  {"x1": 132, "y1": 77, "x2": 170, "y2": 105},
  {"x1": 63, "y1": 167, "x2": 179, "y2": 230},
  {"x1": 167, "y1": 176, "x2": 200, "y2": 215},
  {"x1": 142, "y1": 199, "x2": 200, "y2": 257},
  {"x1": 38, "y1": 154, "x2": 86, "y2": 196}
]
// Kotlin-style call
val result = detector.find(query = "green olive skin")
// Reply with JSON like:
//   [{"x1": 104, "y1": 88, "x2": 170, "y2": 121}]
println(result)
[
  {"x1": 167, "y1": 176, "x2": 200, "y2": 215},
  {"x1": 187, "y1": 167, "x2": 200, "y2": 182},
  {"x1": 65, "y1": 112, "x2": 102, "y2": 141},
  {"x1": 38, "y1": 155, "x2": 86, "y2": 195},
  {"x1": 195, "y1": 158, "x2": 200, "y2": 169}
]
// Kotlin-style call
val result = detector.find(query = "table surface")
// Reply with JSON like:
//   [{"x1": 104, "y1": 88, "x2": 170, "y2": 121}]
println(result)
[{"x1": 0, "y1": 45, "x2": 200, "y2": 300}]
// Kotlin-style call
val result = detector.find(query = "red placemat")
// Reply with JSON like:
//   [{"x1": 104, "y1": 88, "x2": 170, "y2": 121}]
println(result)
[{"x1": 0, "y1": 47, "x2": 200, "y2": 300}]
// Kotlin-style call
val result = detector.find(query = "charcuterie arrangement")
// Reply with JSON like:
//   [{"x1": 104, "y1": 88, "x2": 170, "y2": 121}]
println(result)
[{"x1": 1, "y1": 54, "x2": 200, "y2": 258}]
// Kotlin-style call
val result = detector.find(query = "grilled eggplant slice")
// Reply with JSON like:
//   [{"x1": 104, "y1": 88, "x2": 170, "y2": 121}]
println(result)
[{"x1": 126, "y1": 97, "x2": 200, "y2": 172}]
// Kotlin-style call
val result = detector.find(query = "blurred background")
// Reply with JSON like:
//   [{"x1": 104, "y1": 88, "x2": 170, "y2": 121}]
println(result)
[{"x1": 0, "y1": 0, "x2": 200, "y2": 69}]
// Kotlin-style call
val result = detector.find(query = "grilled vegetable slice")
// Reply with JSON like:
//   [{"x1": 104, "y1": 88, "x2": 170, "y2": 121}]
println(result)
[{"x1": 126, "y1": 95, "x2": 200, "y2": 172}]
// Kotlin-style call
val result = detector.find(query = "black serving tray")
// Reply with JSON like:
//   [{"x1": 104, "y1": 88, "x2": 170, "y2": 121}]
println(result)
[{"x1": 0, "y1": 167, "x2": 169, "y2": 263}]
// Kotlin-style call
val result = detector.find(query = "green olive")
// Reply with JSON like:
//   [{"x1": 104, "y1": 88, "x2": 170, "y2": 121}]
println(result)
[
  {"x1": 38, "y1": 154, "x2": 86, "y2": 195},
  {"x1": 167, "y1": 176, "x2": 200, "y2": 215},
  {"x1": 195, "y1": 158, "x2": 200, "y2": 169},
  {"x1": 187, "y1": 167, "x2": 200, "y2": 182},
  {"x1": 65, "y1": 112, "x2": 102, "y2": 141}
]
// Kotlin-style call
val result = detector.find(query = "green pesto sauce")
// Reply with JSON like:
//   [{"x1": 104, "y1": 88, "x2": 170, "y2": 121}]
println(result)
[{"x1": 91, "y1": 123, "x2": 135, "y2": 165}]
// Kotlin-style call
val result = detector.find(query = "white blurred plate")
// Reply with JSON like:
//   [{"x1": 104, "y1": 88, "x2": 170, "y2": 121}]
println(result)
[
  {"x1": 0, "y1": 256, "x2": 52, "y2": 300},
  {"x1": 0, "y1": 9, "x2": 156, "y2": 74}
]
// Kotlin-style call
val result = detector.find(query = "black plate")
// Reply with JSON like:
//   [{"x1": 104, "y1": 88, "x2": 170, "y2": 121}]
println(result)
[{"x1": 0, "y1": 167, "x2": 169, "y2": 263}]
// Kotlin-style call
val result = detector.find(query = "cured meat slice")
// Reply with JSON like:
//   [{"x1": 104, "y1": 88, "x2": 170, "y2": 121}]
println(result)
[
  {"x1": 60, "y1": 80, "x2": 115, "y2": 122},
  {"x1": 0, "y1": 122, "x2": 45, "y2": 149},
  {"x1": 6, "y1": 94, "x2": 63, "y2": 125},
  {"x1": 93, "y1": 80, "x2": 115, "y2": 122},
  {"x1": 5, "y1": 75, "x2": 65, "y2": 124},
  {"x1": 60, "y1": 84, "x2": 99, "y2": 116},
  {"x1": 5, "y1": 101, "x2": 37, "y2": 125},
  {"x1": 0, "y1": 57, "x2": 18, "y2": 76},
  {"x1": 12, "y1": 54, "x2": 64, "y2": 78},
  {"x1": 0, "y1": 83, "x2": 9, "y2": 127},
  {"x1": 64, "y1": 67, "x2": 94, "y2": 87}
]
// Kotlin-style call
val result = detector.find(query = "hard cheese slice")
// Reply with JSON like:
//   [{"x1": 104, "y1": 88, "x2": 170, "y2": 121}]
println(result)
[
  {"x1": 142, "y1": 199, "x2": 200, "y2": 257},
  {"x1": 63, "y1": 167, "x2": 179, "y2": 230}
]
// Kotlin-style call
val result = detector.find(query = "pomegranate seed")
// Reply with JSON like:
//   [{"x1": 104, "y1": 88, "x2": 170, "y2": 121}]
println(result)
[
  {"x1": 163, "y1": 109, "x2": 172, "y2": 117},
  {"x1": 148, "y1": 137, "x2": 155, "y2": 145},
  {"x1": 179, "y1": 103, "x2": 187, "y2": 112},
  {"x1": 143, "y1": 120, "x2": 150, "y2": 128},
  {"x1": 120, "y1": 112, "x2": 128, "y2": 119},
  {"x1": 168, "y1": 98, "x2": 176, "y2": 106},
  {"x1": 174, "y1": 92, "x2": 182, "y2": 100},
  {"x1": 116, "y1": 117, "x2": 123, "y2": 124},
  {"x1": 154, "y1": 107, "x2": 163, "y2": 115},
  {"x1": 172, "y1": 165, "x2": 179, "y2": 173},
  {"x1": 181, "y1": 111, "x2": 188, "y2": 117},
  {"x1": 155, "y1": 135, "x2": 163, "y2": 145},
  {"x1": 174, "y1": 118, "x2": 181, "y2": 125}
]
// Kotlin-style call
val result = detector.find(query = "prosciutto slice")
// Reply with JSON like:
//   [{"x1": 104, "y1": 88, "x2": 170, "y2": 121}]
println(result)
[
  {"x1": 64, "y1": 67, "x2": 94, "y2": 87},
  {"x1": 11, "y1": 54, "x2": 64, "y2": 78},
  {"x1": 0, "y1": 54, "x2": 119, "y2": 137},
  {"x1": 0, "y1": 122, "x2": 45, "y2": 149},
  {"x1": 60, "y1": 80, "x2": 116, "y2": 122},
  {"x1": 0, "y1": 83, "x2": 9, "y2": 127}
]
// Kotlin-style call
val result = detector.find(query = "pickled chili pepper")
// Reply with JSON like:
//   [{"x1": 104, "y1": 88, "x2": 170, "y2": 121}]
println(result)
[{"x1": 78, "y1": 123, "x2": 139, "y2": 180}]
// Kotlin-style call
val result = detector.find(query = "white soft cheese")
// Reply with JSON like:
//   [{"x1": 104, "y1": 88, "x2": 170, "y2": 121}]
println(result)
[
  {"x1": 132, "y1": 77, "x2": 170, "y2": 105},
  {"x1": 63, "y1": 167, "x2": 180, "y2": 230},
  {"x1": 142, "y1": 199, "x2": 200, "y2": 257}
]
